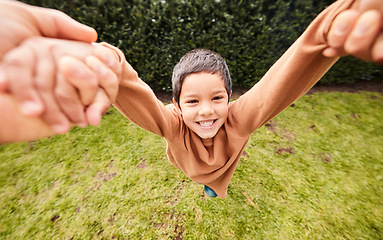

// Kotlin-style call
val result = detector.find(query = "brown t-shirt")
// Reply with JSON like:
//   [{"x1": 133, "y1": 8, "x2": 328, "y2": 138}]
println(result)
[{"x1": 109, "y1": 0, "x2": 356, "y2": 198}]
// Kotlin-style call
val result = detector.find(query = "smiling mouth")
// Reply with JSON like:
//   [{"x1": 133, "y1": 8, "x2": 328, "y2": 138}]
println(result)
[{"x1": 197, "y1": 120, "x2": 216, "y2": 128}]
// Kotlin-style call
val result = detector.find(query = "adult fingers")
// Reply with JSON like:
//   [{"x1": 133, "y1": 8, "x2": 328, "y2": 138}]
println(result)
[
  {"x1": 33, "y1": 48, "x2": 72, "y2": 134},
  {"x1": 59, "y1": 56, "x2": 99, "y2": 106},
  {"x1": 30, "y1": 4, "x2": 98, "y2": 42},
  {"x1": 86, "y1": 55, "x2": 119, "y2": 103},
  {"x1": 327, "y1": 10, "x2": 359, "y2": 50},
  {"x1": 37, "y1": 93, "x2": 71, "y2": 134},
  {"x1": 85, "y1": 88, "x2": 111, "y2": 126},
  {"x1": 371, "y1": 32, "x2": 383, "y2": 64},
  {"x1": 344, "y1": 10, "x2": 382, "y2": 61},
  {"x1": 0, "y1": 1, "x2": 97, "y2": 58},
  {"x1": 54, "y1": 72, "x2": 88, "y2": 128},
  {"x1": 1, "y1": 45, "x2": 44, "y2": 116}
]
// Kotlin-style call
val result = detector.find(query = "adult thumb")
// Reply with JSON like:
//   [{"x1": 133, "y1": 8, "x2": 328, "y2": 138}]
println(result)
[
  {"x1": 358, "y1": 0, "x2": 383, "y2": 25},
  {"x1": 31, "y1": 5, "x2": 98, "y2": 43}
]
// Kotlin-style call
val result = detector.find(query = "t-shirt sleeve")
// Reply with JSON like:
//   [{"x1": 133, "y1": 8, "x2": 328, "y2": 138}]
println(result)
[{"x1": 228, "y1": 0, "x2": 357, "y2": 136}]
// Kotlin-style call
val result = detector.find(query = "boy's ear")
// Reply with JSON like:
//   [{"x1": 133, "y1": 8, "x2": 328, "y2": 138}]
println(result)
[
  {"x1": 173, "y1": 98, "x2": 182, "y2": 115},
  {"x1": 173, "y1": 98, "x2": 181, "y2": 110},
  {"x1": 227, "y1": 90, "x2": 232, "y2": 102}
]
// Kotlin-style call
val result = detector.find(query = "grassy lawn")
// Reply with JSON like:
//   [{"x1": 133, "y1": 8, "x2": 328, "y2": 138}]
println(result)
[{"x1": 1, "y1": 91, "x2": 382, "y2": 239}]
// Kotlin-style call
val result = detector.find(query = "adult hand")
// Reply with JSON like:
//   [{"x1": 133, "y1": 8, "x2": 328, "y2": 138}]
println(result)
[
  {"x1": 0, "y1": 0, "x2": 102, "y2": 132},
  {"x1": 0, "y1": 0, "x2": 97, "y2": 58},
  {"x1": 323, "y1": 0, "x2": 383, "y2": 64},
  {"x1": 0, "y1": 37, "x2": 120, "y2": 133}
]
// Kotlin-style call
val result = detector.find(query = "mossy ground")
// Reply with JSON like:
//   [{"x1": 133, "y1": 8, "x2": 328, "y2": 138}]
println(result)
[{"x1": 1, "y1": 91, "x2": 382, "y2": 239}]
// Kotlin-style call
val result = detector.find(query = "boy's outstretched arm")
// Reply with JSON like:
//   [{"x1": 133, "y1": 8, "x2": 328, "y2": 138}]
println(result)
[
  {"x1": 323, "y1": 0, "x2": 383, "y2": 63},
  {"x1": 231, "y1": 0, "x2": 382, "y2": 135}
]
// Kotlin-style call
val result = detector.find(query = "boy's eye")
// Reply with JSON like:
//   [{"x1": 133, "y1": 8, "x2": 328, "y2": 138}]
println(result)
[{"x1": 213, "y1": 96, "x2": 223, "y2": 101}]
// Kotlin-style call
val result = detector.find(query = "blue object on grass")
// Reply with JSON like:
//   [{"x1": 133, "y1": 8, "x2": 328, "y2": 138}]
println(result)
[{"x1": 204, "y1": 185, "x2": 217, "y2": 198}]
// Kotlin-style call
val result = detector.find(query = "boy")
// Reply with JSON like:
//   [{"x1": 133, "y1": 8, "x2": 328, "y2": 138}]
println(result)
[
  {"x1": 2, "y1": 0, "x2": 382, "y2": 197},
  {"x1": 108, "y1": 0, "x2": 383, "y2": 197}
]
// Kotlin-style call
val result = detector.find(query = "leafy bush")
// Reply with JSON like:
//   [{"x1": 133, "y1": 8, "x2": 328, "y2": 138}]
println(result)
[{"x1": 21, "y1": 0, "x2": 383, "y2": 90}]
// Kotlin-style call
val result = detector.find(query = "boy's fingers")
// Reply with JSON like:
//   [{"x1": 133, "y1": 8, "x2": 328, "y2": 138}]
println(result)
[
  {"x1": 55, "y1": 73, "x2": 88, "y2": 127},
  {"x1": 344, "y1": 10, "x2": 382, "y2": 61},
  {"x1": 86, "y1": 55, "x2": 119, "y2": 103},
  {"x1": 327, "y1": 10, "x2": 359, "y2": 50},
  {"x1": 59, "y1": 56, "x2": 99, "y2": 106},
  {"x1": 92, "y1": 44, "x2": 122, "y2": 77},
  {"x1": 85, "y1": 89, "x2": 111, "y2": 126},
  {"x1": 2, "y1": 46, "x2": 44, "y2": 116}
]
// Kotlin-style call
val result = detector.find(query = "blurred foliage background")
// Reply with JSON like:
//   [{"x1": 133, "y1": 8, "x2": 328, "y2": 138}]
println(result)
[{"x1": 21, "y1": 0, "x2": 383, "y2": 91}]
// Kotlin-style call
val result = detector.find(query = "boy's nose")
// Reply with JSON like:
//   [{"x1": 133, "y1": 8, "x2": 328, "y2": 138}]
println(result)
[{"x1": 199, "y1": 103, "x2": 214, "y2": 116}]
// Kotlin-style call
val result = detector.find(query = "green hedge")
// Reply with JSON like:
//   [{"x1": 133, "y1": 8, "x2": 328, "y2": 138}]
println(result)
[{"x1": 21, "y1": 0, "x2": 383, "y2": 91}]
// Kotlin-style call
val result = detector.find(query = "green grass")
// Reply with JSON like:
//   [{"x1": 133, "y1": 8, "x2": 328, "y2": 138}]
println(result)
[{"x1": 1, "y1": 91, "x2": 383, "y2": 239}]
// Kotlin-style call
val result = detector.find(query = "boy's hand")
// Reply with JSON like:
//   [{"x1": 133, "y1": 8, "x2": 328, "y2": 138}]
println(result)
[
  {"x1": 59, "y1": 47, "x2": 122, "y2": 126},
  {"x1": 323, "y1": 0, "x2": 383, "y2": 64},
  {"x1": 0, "y1": 0, "x2": 97, "y2": 58},
  {"x1": 0, "y1": 37, "x2": 120, "y2": 133}
]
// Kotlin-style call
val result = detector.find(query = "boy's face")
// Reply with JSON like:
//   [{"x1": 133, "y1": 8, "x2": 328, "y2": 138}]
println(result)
[{"x1": 175, "y1": 72, "x2": 230, "y2": 139}]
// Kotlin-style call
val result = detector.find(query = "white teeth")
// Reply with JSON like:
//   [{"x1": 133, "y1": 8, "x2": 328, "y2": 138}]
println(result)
[{"x1": 199, "y1": 120, "x2": 214, "y2": 127}]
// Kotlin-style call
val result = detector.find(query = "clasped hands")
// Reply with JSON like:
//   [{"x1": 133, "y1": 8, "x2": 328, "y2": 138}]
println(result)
[
  {"x1": 0, "y1": 1, "x2": 122, "y2": 142},
  {"x1": 0, "y1": 38, "x2": 121, "y2": 134},
  {"x1": 323, "y1": 0, "x2": 383, "y2": 63}
]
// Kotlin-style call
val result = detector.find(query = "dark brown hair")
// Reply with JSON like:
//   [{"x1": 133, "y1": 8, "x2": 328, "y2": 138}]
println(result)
[{"x1": 172, "y1": 49, "x2": 232, "y2": 104}]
